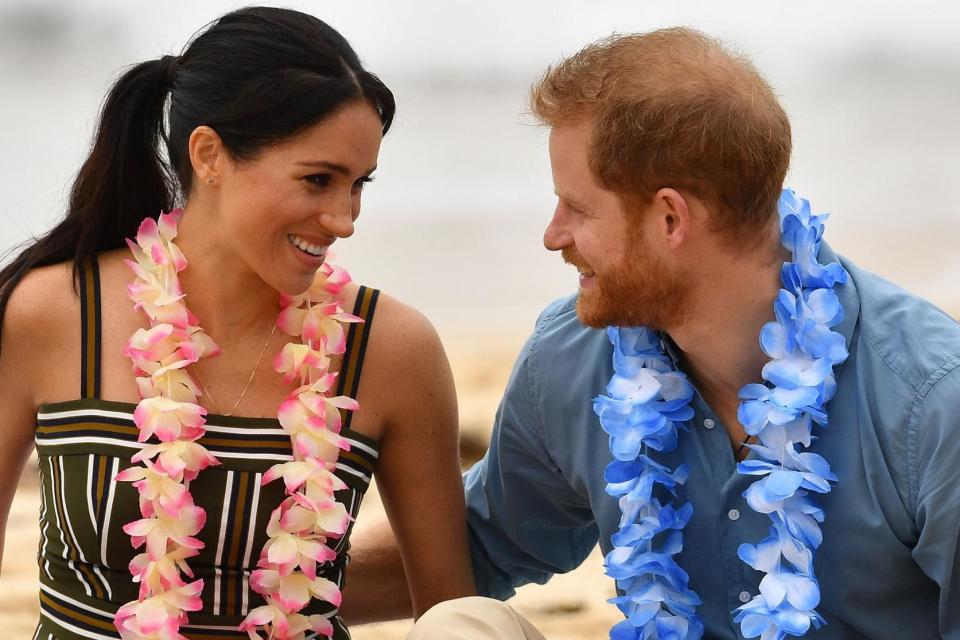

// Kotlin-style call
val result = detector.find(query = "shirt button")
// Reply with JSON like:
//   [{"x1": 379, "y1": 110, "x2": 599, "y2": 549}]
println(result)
[
  {"x1": 738, "y1": 591, "x2": 752, "y2": 603},
  {"x1": 703, "y1": 418, "x2": 716, "y2": 429},
  {"x1": 728, "y1": 509, "x2": 741, "y2": 521}
]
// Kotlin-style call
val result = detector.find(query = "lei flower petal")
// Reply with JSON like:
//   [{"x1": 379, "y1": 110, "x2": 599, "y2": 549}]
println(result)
[{"x1": 133, "y1": 397, "x2": 207, "y2": 443}]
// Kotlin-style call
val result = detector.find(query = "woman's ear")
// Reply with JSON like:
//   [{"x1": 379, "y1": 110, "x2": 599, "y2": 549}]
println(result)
[{"x1": 187, "y1": 125, "x2": 225, "y2": 189}]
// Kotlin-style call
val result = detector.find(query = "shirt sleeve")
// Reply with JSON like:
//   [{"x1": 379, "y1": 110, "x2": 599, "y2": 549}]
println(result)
[
  {"x1": 463, "y1": 311, "x2": 599, "y2": 600},
  {"x1": 911, "y1": 363, "x2": 960, "y2": 638}
]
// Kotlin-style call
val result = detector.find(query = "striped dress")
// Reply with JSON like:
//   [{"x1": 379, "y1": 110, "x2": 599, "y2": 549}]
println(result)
[{"x1": 33, "y1": 258, "x2": 381, "y2": 640}]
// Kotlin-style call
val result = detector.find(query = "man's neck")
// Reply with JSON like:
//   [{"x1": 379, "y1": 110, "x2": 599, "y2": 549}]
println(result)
[{"x1": 666, "y1": 239, "x2": 787, "y2": 400}]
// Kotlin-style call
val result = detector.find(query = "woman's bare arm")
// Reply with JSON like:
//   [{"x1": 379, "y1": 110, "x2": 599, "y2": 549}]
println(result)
[
  {"x1": 0, "y1": 267, "x2": 72, "y2": 574},
  {"x1": 346, "y1": 295, "x2": 475, "y2": 620}
]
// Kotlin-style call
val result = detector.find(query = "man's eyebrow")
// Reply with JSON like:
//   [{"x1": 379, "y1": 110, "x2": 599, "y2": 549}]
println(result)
[
  {"x1": 555, "y1": 191, "x2": 588, "y2": 210},
  {"x1": 296, "y1": 161, "x2": 378, "y2": 176}
]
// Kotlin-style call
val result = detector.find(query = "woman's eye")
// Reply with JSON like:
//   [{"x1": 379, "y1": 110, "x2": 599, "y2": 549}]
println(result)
[
  {"x1": 305, "y1": 174, "x2": 331, "y2": 187},
  {"x1": 353, "y1": 176, "x2": 374, "y2": 192}
]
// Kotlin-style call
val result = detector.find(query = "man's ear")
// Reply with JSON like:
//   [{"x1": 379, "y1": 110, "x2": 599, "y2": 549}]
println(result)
[
  {"x1": 187, "y1": 125, "x2": 225, "y2": 188},
  {"x1": 649, "y1": 187, "x2": 692, "y2": 250}
]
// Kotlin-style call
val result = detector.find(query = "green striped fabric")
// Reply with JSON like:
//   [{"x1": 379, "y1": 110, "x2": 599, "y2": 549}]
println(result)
[{"x1": 32, "y1": 258, "x2": 381, "y2": 640}]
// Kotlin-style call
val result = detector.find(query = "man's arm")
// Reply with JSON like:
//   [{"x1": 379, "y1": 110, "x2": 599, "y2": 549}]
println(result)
[
  {"x1": 340, "y1": 514, "x2": 412, "y2": 624},
  {"x1": 911, "y1": 365, "x2": 960, "y2": 638},
  {"x1": 464, "y1": 307, "x2": 599, "y2": 600}
]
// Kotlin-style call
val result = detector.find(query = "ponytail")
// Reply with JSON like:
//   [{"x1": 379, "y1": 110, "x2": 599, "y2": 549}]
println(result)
[{"x1": 0, "y1": 56, "x2": 175, "y2": 343}]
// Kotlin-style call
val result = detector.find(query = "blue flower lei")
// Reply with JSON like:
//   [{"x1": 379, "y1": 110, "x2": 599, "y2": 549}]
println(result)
[{"x1": 593, "y1": 189, "x2": 849, "y2": 640}]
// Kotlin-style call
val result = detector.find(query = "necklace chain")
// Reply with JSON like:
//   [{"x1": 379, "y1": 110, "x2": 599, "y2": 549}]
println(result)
[
  {"x1": 735, "y1": 433, "x2": 755, "y2": 459},
  {"x1": 191, "y1": 322, "x2": 278, "y2": 416},
  {"x1": 212, "y1": 322, "x2": 276, "y2": 348}
]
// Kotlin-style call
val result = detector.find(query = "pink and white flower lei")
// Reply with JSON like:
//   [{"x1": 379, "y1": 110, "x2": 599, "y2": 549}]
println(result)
[{"x1": 115, "y1": 210, "x2": 361, "y2": 640}]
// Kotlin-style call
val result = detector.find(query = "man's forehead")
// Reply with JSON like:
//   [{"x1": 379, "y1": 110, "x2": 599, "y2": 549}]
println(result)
[
  {"x1": 548, "y1": 118, "x2": 593, "y2": 146},
  {"x1": 548, "y1": 126, "x2": 592, "y2": 175}
]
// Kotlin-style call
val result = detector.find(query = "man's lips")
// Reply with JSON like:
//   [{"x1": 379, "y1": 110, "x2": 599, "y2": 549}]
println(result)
[
  {"x1": 568, "y1": 262, "x2": 595, "y2": 279},
  {"x1": 561, "y1": 248, "x2": 594, "y2": 277}
]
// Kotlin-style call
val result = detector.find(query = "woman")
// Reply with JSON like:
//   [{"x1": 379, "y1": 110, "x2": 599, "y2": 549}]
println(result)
[{"x1": 0, "y1": 7, "x2": 474, "y2": 639}]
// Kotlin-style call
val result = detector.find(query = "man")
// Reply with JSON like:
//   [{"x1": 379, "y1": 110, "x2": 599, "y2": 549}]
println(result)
[{"x1": 343, "y1": 28, "x2": 960, "y2": 639}]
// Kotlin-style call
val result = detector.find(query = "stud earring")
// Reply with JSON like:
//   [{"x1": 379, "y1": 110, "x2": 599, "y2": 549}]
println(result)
[{"x1": 205, "y1": 176, "x2": 216, "y2": 185}]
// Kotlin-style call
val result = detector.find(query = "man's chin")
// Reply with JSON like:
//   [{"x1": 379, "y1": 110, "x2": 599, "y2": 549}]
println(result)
[
  {"x1": 575, "y1": 290, "x2": 672, "y2": 330},
  {"x1": 575, "y1": 293, "x2": 623, "y2": 329}
]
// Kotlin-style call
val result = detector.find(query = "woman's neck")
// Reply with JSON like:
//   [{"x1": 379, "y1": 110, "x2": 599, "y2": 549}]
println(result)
[{"x1": 174, "y1": 203, "x2": 279, "y2": 341}]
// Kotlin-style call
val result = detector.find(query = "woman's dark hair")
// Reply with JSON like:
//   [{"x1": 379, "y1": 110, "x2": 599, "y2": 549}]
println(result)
[{"x1": 0, "y1": 6, "x2": 394, "y2": 340}]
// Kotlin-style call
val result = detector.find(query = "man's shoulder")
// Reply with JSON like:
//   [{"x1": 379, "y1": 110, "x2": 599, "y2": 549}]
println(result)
[
  {"x1": 518, "y1": 293, "x2": 611, "y2": 391},
  {"x1": 846, "y1": 258, "x2": 960, "y2": 392},
  {"x1": 532, "y1": 293, "x2": 580, "y2": 335},
  {"x1": 528, "y1": 293, "x2": 606, "y2": 353}
]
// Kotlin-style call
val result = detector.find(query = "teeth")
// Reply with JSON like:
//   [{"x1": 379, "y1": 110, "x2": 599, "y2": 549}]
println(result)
[{"x1": 289, "y1": 234, "x2": 326, "y2": 258}]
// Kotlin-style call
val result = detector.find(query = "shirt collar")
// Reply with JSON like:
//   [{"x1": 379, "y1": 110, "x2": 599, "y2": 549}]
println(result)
[{"x1": 820, "y1": 240, "x2": 861, "y2": 358}]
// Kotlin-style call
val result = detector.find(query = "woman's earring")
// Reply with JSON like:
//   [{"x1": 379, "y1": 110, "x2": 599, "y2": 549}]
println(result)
[{"x1": 206, "y1": 176, "x2": 216, "y2": 185}]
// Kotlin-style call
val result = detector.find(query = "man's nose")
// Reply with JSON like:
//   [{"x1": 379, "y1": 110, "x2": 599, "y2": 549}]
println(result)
[{"x1": 543, "y1": 207, "x2": 572, "y2": 252}]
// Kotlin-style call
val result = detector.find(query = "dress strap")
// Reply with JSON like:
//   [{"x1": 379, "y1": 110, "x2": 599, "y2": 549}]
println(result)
[
  {"x1": 336, "y1": 286, "x2": 380, "y2": 430},
  {"x1": 78, "y1": 255, "x2": 102, "y2": 399}
]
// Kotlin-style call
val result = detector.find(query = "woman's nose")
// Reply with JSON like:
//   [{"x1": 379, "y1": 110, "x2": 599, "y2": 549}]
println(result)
[{"x1": 320, "y1": 197, "x2": 356, "y2": 238}]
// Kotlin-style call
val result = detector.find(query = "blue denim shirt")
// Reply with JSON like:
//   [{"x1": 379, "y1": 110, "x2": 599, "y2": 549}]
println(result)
[{"x1": 464, "y1": 246, "x2": 960, "y2": 639}]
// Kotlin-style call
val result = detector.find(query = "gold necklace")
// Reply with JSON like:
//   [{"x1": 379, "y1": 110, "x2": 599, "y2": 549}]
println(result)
[
  {"x1": 191, "y1": 322, "x2": 278, "y2": 416},
  {"x1": 212, "y1": 322, "x2": 276, "y2": 348}
]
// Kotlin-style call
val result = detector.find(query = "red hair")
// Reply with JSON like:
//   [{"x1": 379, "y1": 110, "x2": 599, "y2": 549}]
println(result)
[{"x1": 531, "y1": 28, "x2": 791, "y2": 245}]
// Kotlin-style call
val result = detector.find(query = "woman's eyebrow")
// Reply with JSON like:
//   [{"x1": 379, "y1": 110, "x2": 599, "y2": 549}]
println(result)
[{"x1": 297, "y1": 160, "x2": 378, "y2": 176}]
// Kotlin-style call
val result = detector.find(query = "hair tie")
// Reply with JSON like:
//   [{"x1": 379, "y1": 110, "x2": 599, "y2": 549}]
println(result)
[{"x1": 159, "y1": 54, "x2": 180, "y2": 88}]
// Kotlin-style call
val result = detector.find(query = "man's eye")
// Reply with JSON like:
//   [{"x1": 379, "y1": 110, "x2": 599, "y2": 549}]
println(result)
[{"x1": 305, "y1": 174, "x2": 331, "y2": 187}]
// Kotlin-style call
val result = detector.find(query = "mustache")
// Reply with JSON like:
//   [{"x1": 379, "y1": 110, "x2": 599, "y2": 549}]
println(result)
[{"x1": 561, "y1": 247, "x2": 589, "y2": 270}]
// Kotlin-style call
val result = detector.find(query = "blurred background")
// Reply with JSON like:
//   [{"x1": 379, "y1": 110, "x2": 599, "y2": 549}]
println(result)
[{"x1": 1, "y1": 1, "x2": 958, "y2": 637}]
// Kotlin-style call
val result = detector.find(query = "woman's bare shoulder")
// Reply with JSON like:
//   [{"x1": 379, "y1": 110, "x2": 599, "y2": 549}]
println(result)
[
  {"x1": 351, "y1": 288, "x2": 455, "y2": 437},
  {"x1": 362, "y1": 291, "x2": 451, "y2": 398},
  {"x1": 0, "y1": 260, "x2": 80, "y2": 403},
  {"x1": 364, "y1": 290, "x2": 445, "y2": 366},
  {"x1": 3, "y1": 260, "x2": 78, "y2": 343}
]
